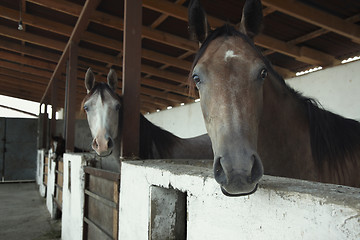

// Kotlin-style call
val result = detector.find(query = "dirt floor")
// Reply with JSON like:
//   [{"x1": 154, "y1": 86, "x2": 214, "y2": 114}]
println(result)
[{"x1": 0, "y1": 182, "x2": 61, "y2": 240}]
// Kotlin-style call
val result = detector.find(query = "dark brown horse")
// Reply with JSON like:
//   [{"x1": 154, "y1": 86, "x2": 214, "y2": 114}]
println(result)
[
  {"x1": 188, "y1": 0, "x2": 360, "y2": 196},
  {"x1": 82, "y1": 68, "x2": 213, "y2": 171}
]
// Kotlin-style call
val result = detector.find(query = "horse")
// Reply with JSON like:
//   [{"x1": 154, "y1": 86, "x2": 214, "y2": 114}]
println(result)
[
  {"x1": 188, "y1": 0, "x2": 360, "y2": 196},
  {"x1": 50, "y1": 135, "x2": 85, "y2": 161},
  {"x1": 81, "y1": 68, "x2": 213, "y2": 171}
]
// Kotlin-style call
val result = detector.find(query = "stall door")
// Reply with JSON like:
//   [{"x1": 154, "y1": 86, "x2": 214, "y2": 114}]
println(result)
[{"x1": 2, "y1": 118, "x2": 38, "y2": 181}]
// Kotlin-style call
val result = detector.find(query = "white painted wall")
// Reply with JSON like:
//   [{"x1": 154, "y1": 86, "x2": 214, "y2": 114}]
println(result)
[
  {"x1": 36, "y1": 149, "x2": 46, "y2": 197},
  {"x1": 146, "y1": 60, "x2": 360, "y2": 137},
  {"x1": 145, "y1": 101, "x2": 206, "y2": 138},
  {"x1": 287, "y1": 61, "x2": 360, "y2": 120},
  {"x1": 119, "y1": 160, "x2": 360, "y2": 240},
  {"x1": 61, "y1": 153, "x2": 87, "y2": 240}
]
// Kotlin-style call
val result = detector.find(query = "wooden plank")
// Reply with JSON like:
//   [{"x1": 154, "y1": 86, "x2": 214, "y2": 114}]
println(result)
[
  {"x1": 121, "y1": 0, "x2": 142, "y2": 158},
  {"x1": 84, "y1": 190, "x2": 117, "y2": 209},
  {"x1": 88, "y1": 175, "x2": 117, "y2": 202},
  {"x1": 84, "y1": 217, "x2": 113, "y2": 240},
  {"x1": 84, "y1": 167, "x2": 120, "y2": 181},
  {"x1": 58, "y1": 160, "x2": 64, "y2": 172},
  {"x1": 262, "y1": 0, "x2": 360, "y2": 43}
]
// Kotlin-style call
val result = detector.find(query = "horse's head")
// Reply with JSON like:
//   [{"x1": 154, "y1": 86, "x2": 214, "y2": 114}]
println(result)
[
  {"x1": 82, "y1": 68, "x2": 122, "y2": 157},
  {"x1": 189, "y1": 0, "x2": 266, "y2": 196}
]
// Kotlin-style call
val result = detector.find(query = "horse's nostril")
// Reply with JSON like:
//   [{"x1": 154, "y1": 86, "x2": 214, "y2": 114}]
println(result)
[
  {"x1": 92, "y1": 139, "x2": 99, "y2": 149},
  {"x1": 107, "y1": 138, "x2": 113, "y2": 149},
  {"x1": 249, "y1": 154, "x2": 263, "y2": 184},
  {"x1": 214, "y1": 157, "x2": 228, "y2": 185}
]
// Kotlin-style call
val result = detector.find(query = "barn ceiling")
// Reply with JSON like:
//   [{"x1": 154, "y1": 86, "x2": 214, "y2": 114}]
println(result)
[{"x1": 0, "y1": 0, "x2": 360, "y2": 114}]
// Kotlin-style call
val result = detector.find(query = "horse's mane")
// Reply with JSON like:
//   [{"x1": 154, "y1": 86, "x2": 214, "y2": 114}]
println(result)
[
  {"x1": 192, "y1": 24, "x2": 360, "y2": 176},
  {"x1": 139, "y1": 114, "x2": 180, "y2": 159}
]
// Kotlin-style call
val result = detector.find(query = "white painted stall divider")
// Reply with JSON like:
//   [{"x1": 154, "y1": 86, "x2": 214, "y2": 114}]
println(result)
[
  {"x1": 45, "y1": 149, "x2": 58, "y2": 218},
  {"x1": 61, "y1": 153, "x2": 87, "y2": 240},
  {"x1": 119, "y1": 160, "x2": 360, "y2": 240},
  {"x1": 36, "y1": 149, "x2": 46, "y2": 197}
]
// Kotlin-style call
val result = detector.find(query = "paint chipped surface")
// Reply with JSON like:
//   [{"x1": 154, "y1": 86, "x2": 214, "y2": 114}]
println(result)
[{"x1": 119, "y1": 159, "x2": 360, "y2": 240}]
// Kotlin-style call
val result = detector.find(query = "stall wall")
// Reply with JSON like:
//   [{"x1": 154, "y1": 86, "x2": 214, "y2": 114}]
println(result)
[
  {"x1": 119, "y1": 160, "x2": 360, "y2": 240},
  {"x1": 146, "y1": 61, "x2": 360, "y2": 137}
]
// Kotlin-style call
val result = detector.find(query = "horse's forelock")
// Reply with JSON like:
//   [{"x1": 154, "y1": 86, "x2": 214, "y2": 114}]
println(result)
[{"x1": 81, "y1": 82, "x2": 122, "y2": 112}]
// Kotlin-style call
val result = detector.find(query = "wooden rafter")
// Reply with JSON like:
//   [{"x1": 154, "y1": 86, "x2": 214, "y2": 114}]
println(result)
[
  {"x1": 40, "y1": 0, "x2": 102, "y2": 103},
  {"x1": 262, "y1": 0, "x2": 360, "y2": 44},
  {"x1": 0, "y1": 0, "x2": 359, "y2": 113}
]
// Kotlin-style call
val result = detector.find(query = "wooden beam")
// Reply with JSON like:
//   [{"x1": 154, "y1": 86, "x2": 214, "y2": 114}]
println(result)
[
  {"x1": 0, "y1": 39, "x2": 60, "y2": 63},
  {"x1": 255, "y1": 34, "x2": 338, "y2": 66},
  {"x1": 0, "y1": 67, "x2": 49, "y2": 85},
  {"x1": 262, "y1": 0, "x2": 360, "y2": 44},
  {"x1": 17, "y1": 0, "x2": 309, "y2": 76},
  {"x1": 0, "y1": 73, "x2": 46, "y2": 92},
  {"x1": 40, "y1": 0, "x2": 101, "y2": 103},
  {"x1": 0, "y1": 47, "x2": 192, "y2": 104},
  {"x1": 263, "y1": 13, "x2": 360, "y2": 57},
  {"x1": 143, "y1": 0, "x2": 339, "y2": 66},
  {"x1": 121, "y1": 0, "x2": 142, "y2": 158},
  {"x1": 64, "y1": 42, "x2": 78, "y2": 152},
  {"x1": 28, "y1": 0, "x2": 198, "y2": 52},
  {"x1": 50, "y1": 73, "x2": 58, "y2": 137},
  {"x1": 0, "y1": 104, "x2": 38, "y2": 117},
  {"x1": 0, "y1": 25, "x2": 190, "y2": 87},
  {"x1": 0, "y1": 50, "x2": 57, "y2": 70}
]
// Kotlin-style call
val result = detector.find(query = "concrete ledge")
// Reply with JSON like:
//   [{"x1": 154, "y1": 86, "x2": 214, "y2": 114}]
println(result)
[{"x1": 119, "y1": 159, "x2": 360, "y2": 240}]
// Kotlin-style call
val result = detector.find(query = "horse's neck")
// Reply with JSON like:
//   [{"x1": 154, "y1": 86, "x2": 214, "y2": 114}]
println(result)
[
  {"x1": 139, "y1": 115, "x2": 179, "y2": 159},
  {"x1": 258, "y1": 76, "x2": 316, "y2": 180},
  {"x1": 139, "y1": 115, "x2": 213, "y2": 159}
]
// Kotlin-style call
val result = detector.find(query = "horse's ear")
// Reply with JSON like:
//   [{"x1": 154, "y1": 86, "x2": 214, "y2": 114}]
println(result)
[
  {"x1": 85, "y1": 68, "x2": 95, "y2": 93},
  {"x1": 188, "y1": 0, "x2": 210, "y2": 44},
  {"x1": 107, "y1": 69, "x2": 118, "y2": 91},
  {"x1": 239, "y1": 0, "x2": 263, "y2": 39}
]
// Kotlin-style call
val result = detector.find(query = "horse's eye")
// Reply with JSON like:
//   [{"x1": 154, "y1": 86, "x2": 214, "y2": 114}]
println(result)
[
  {"x1": 115, "y1": 104, "x2": 121, "y2": 111},
  {"x1": 83, "y1": 106, "x2": 89, "y2": 112},
  {"x1": 192, "y1": 74, "x2": 201, "y2": 85},
  {"x1": 260, "y1": 69, "x2": 268, "y2": 80}
]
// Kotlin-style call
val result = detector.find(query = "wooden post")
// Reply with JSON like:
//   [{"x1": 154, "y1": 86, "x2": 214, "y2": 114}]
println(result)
[
  {"x1": 121, "y1": 0, "x2": 142, "y2": 158},
  {"x1": 64, "y1": 41, "x2": 78, "y2": 152},
  {"x1": 42, "y1": 104, "x2": 48, "y2": 149},
  {"x1": 50, "y1": 78, "x2": 58, "y2": 138}
]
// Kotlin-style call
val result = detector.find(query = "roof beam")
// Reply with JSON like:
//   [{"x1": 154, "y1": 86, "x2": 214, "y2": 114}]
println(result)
[
  {"x1": 0, "y1": 5, "x2": 192, "y2": 71},
  {"x1": 0, "y1": 24, "x2": 190, "y2": 85},
  {"x1": 262, "y1": 0, "x2": 360, "y2": 44},
  {"x1": 24, "y1": 0, "x2": 324, "y2": 70},
  {"x1": 40, "y1": 0, "x2": 102, "y2": 103},
  {"x1": 142, "y1": 0, "x2": 338, "y2": 66}
]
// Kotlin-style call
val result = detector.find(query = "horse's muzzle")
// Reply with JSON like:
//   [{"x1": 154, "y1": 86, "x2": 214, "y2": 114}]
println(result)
[
  {"x1": 220, "y1": 184, "x2": 258, "y2": 197},
  {"x1": 213, "y1": 153, "x2": 263, "y2": 196}
]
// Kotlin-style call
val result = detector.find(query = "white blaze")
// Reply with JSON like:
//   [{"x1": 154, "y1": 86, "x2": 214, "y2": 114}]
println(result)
[{"x1": 224, "y1": 50, "x2": 238, "y2": 62}]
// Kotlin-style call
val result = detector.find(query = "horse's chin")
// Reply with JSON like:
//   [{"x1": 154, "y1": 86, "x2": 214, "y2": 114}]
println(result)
[
  {"x1": 96, "y1": 150, "x2": 113, "y2": 158},
  {"x1": 220, "y1": 184, "x2": 258, "y2": 197}
]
